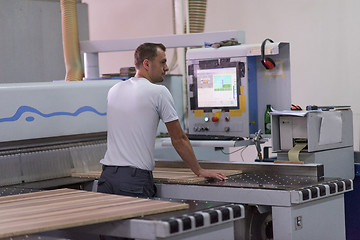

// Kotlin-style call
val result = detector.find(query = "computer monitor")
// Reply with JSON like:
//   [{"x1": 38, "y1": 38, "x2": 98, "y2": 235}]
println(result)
[
  {"x1": 188, "y1": 59, "x2": 243, "y2": 111},
  {"x1": 196, "y1": 67, "x2": 238, "y2": 108}
]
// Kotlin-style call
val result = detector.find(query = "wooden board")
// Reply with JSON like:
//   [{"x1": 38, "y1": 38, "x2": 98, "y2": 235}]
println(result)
[
  {"x1": 72, "y1": 171, "x2": 102, "y2": 179},
  {"x1": 274, "y1": 161, "x2": 305, "y2": 164},
  {"x1": 153, "y1": 167, "x2": 242, "y2": 183},
  {"x1": 72, "y1": 167, "x2": 242, "y2": 184},
  {"x1": 0, "y1": 188, "x2": 188, "y2": 239}
]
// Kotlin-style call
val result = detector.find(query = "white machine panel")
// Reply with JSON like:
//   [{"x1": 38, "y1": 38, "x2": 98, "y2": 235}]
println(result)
[
  {"x1": 272, "y1": 110, "x2": 353, "y2": 152},
  {"x1": 0, "y1": 80, "x2": 120, "y2": 143},
  {"x1": 271, "y1": 110, "x2": 354, "y2": 179},
  {"x1": 279, "y1": 116, "x2": 307, "y2": 150}
]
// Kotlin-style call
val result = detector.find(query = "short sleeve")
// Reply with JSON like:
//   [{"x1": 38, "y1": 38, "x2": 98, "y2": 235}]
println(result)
[{"x1": 158, "y1": 86, "x2": 179, "y2": 123}]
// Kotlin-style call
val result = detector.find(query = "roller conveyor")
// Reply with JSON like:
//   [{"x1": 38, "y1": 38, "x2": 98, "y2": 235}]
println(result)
[
  {"x1": 0, "y1": 189, "x2": 244, "y2": 240},
  {"x1": 152, "y1": 161, "x2": 352, "y2": 240},
  {"x1": 70, "y1": 199, "x2": 245, "y2": 240}
]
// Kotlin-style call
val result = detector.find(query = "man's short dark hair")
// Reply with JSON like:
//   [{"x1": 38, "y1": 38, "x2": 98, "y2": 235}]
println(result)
[{"x1": 134, "y1": 43, "x2": 166, "y2": 69}]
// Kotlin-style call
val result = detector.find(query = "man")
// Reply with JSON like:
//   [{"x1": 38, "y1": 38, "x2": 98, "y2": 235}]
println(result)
[{"x1": 98, "y1": 43, "x2": 227, "y2": 199}]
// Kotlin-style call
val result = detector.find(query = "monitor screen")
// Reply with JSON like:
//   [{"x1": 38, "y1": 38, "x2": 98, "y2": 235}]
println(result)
[{"x1": 196, "y1": 67, "x2": 238, "y2": 108}]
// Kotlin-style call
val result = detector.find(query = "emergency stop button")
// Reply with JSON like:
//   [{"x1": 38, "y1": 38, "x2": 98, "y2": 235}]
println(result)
[{"x1": 212, "y1": 116, "x2": 219, "y2": 122}]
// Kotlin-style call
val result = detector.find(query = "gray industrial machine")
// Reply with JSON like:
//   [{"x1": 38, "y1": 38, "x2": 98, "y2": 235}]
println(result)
[
  {"x1": 156, "y1": 160, "x2": 352, "y2": 240},
  {"x1": 272, "y1": 109, "x2": 354, "y2": 179},
  {"x1": 0, "y1": 80, "x2": 117, "y2": 187},
  {"x1": 0, "y1": 40, "x2": 354, "y2": 240}
]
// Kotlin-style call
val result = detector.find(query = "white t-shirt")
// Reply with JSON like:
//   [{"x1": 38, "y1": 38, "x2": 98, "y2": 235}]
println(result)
[{"x1": 100, "y1": 77, "x2": 178, "y2": 171}]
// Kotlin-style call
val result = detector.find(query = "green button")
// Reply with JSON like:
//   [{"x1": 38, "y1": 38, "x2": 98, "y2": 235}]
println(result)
[{"x1": 204, "y1": 117, "x2": 209, "y2": 122}]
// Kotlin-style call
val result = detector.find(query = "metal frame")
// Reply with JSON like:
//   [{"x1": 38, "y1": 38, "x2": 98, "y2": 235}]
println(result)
[
  {"x1": 155, "y1": 160, "x2": 324, "y2": 178},
  {"x1": 155, "y1": 178, "x2": 352, "y2": 240},
  {"x1": 50, "y1": 203, "x2": 245, "y2": 240},
  {"x1": 80, "y1": 30, "x2": 245, "y2": 79}
]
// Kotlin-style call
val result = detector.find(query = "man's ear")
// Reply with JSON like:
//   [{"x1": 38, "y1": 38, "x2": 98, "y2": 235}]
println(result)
[{"x1": 143, "y1": 59, "x2": 150, "y2": 71}]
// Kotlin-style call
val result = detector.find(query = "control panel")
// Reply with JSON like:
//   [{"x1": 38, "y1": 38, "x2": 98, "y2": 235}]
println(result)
[
  {"x1": 186, "y1": 55, "x2": 249, "y2": 137},
  {"x1": 185, "y1": 42, "x2": 292, "y2": 138}
]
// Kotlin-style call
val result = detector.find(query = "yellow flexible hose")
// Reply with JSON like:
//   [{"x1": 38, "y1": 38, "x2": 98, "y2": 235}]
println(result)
[{"x1": 60, "y1": 0, "x2": 83, "y2": 81}]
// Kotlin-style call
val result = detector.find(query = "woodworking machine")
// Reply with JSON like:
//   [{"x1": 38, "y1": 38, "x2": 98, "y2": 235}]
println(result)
[
  {"x1": 0, "y1": 42, "x2": 354, "y2": 240},
  {"x1": 0, "y1": 80, "x2": 244, "y2": 240}
]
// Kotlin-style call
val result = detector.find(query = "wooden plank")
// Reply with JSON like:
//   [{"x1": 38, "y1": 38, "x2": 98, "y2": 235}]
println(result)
[
  {"x1": 72, "y1": 171, "x2": 102, "y2": 178},
  {"x1": 0, "y1": 188, "x2": 78, "y2": 204},
  {"x1": 72, "y1": 167, "x2": 242, "y2": 184},
  {"x1": 153, "y1": 168, "x2": 242, "y2": 183},
  {"x1": 0, "y1": 194, "x2": 148, "y2": 221},
  {"x1": 154, "y1": 167, "x2": 194, "y2": 172},
  {"x1": 0, "y1": 189, "x2": 188, "y2": 239},
  {"x1": 274, "y1": 161, "x2": 305, "y2": 164}
]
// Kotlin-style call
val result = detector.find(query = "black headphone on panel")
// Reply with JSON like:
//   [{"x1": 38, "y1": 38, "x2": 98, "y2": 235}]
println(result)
[{"x1": 261, "y1": 38, "x2": 276, "y2": 70}]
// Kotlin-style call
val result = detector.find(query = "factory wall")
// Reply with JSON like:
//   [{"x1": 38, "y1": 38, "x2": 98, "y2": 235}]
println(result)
[
  {"x1": 81, "y1": 0, "x2": 177, "y2": 75},
  {"x1": 83, "y1": 0, "x2": 360, "y2": 151},
  {"x1": 205, "y1": 0, "x2": 360, "y2": 152},
  {"x1": 0, "y1": 0, "x2": 89, "y2": 83}
]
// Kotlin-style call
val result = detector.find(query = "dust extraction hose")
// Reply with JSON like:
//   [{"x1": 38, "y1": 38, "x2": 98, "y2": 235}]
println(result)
[
  {"x1": 188, "y1": 0, "x2": 207, "y2": 33},
  {"x1": 60, "y1": 0, "x2": 83, "y2": 81}
]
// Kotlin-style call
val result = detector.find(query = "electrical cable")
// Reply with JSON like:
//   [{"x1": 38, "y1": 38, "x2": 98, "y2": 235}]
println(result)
[{"x1": 220, "y1": 146, "x2": 247, "y2": 155}]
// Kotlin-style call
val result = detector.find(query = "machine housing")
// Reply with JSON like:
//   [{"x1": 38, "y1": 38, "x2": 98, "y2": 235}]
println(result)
[
  {"x1": 272, "y1": 109, "x2": 354, "y2": 179},
  {"x1": 186, "y1": 42, "x2": 291, "y2": 138}
]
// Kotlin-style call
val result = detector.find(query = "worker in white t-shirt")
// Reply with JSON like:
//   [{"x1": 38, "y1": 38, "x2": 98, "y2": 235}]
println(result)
[{"x1": 98, "y1": 43, "x2": 227, "y2": 199}]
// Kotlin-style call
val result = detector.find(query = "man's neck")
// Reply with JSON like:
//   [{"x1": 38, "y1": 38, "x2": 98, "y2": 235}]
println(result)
[{"x1": 135, "y1": 72, "x2": 152, "y2": 83}]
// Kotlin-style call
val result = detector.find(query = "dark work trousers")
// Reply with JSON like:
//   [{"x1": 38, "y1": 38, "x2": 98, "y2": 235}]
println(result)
[
  {"x1": 97, "y1": 165, "x2": 156, "y2": 198},
  {"x1": 97, "y1": 165, "x2": 157, "y2": 240}
]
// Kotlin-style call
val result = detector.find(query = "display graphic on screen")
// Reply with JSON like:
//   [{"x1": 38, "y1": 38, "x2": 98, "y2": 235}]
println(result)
[{"x1": 196, "y1": 67, "x2": 238, "y2": 108}]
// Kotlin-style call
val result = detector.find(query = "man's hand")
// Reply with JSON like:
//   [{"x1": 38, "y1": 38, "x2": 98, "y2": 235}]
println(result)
[
  {"x1": 165, "y1": 121, "x2": 228, "y2": 182},
  {"x1": 198, "y1": 169, "x2": 228, "y2": 181}
]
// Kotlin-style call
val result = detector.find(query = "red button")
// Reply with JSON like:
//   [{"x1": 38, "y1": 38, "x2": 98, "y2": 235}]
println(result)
[{"x1": 212, "y1": 116, "x2": 219, "y2": 122}]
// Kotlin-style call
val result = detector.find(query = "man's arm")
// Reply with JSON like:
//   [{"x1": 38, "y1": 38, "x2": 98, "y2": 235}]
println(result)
[{"x1": 165, "y1": 120, "x2": 227, "y2": 180}]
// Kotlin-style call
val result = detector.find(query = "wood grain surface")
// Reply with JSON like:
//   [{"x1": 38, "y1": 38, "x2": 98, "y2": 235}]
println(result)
[
  {"x1": 72, "y1": 167, "x2": 242, "y2": 184},
  {"x1": 0, "y1": 188, "x2": 188, "y2": 238}
]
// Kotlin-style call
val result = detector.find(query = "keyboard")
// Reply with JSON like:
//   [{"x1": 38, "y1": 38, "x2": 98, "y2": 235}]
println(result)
[{"x1": 186, "y1": 134, "x2": 243, "y2": 141}]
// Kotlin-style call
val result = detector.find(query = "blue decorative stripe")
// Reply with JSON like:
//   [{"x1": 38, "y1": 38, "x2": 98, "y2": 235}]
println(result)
[{"x1": 0, "y1": 106, "x2": 106, "y2": 123}]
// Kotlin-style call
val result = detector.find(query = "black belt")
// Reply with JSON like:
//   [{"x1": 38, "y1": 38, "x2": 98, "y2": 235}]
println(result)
[{"x1": 102, "y1": 165, "x2": 152, "y2": 177}]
